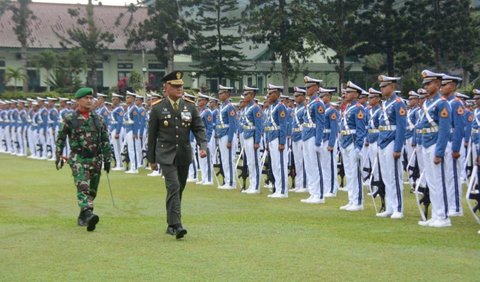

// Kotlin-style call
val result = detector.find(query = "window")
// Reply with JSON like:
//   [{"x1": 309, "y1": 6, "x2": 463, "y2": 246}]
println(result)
[
  {"x1": 0, "y1": 60, "x2": 5, "y2": 67},
  {"x1": 148, "y1": 63, "x2": 163, "y2": 70},
  {"x1": 118, "y1": 63, "x2": 133, "y2": 69},
  {"x1": 87, "y1": 71, "x2": 104, "y2": 88},
  {"x1": 27, "y1": 69, "x2": 40, "y2": 91},
  {"x1": 118, "y1": 71, "x2": 131, "y2": 81},
  {"x1": 0, "y1": 70, "x2": 4, "y2": 94}
]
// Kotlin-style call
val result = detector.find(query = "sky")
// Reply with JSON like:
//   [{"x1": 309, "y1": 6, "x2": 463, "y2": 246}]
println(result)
[{"x1": 32, "y1": 0, "x2": 139, "y2": 6}]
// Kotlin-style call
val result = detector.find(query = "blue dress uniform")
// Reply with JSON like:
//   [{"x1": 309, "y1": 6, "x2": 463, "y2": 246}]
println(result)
[
  {"x1": 441, "y1": 75, "x2": 465, "y2": 216},
  {"x1": 365, "y1": 88, "x2": 382, "y2": 194},
  {"x1": 291, "y1": 87, "x2": 307, "y2": 193},
  {"x1": 38, "y1": 101, "x2": 49, "y2": 159},
  {"x1": 110, "y1": 93, "x2": 125, "y2": 170},
  {"x1": 376, "y1": 75, "x2": 407, "y2": 218},
  {"x1": 339, "y1": 81, "x2": 367, "y2": 211},
  {"x1": 321, "y1": 99, "x2": 339, "y2": 197},
  {"x1": 217, "y1": 86, "x2": 238, "y2": 189},
  {"x1": 404, "y1": 93, "x2": 420, "y2": 187},
  {"x1": 265, "y1": 84, "x2": 289, "y2": 198},
  {"x1": 300, "y1": 83, "x2": 326, "y2": 203},
  {"x1": 11, "y1": 106, "x2": 19, "y2": 154},
  {"x1": 124, "y1": 91, "x2": 141, "y2": 173},
  {"x1": 240, "y1": 86, "x2": 264, "y2": 194},
  {"x1": 197, "y1": 94, "x2": 215, "y2": 185},
  {"x1": 18, "y1": 103, "x2": 28, "y2": 156},
  {"x1": 418, "y1": 70, "x2": 452, "y2": 227},
  {"x1": 0, "y1": 105, "x2": 6, "y2": 152},
  {"x1": 137, "y1": 100, "x2": 147, "y2": 168}
]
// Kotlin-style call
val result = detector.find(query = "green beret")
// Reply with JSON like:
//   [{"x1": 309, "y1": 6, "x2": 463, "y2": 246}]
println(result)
[{"x1": 75, "y1": 87, "x2": 94, "y2": 99}]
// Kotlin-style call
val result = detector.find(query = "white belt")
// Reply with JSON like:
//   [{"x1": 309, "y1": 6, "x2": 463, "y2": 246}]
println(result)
[
  {"x1": 303, "y1": 123, "x2": 316, "y2": 128},
  {"x1": 368, "y1": 129, "x2": 379, "y2": 133},
  {"x1": 418, "y1": 126, "x2": 439, "y2": 133},
  {"x1": 340, "y1": 129, "x2": 356, "y2": 136},
  {"x1": 472, "y1": 129, "x2": 480, "y2": 134},
  {"x1": 265, "y1": 126, "x2": 279, "y2": 132},
  {"x1": 242, "y1": 125, "x2": 255, "y2": 130},
  {"x1": 379, "y1": 125, "x2": 396, "y2": 131},
  {"x1": 323, "y1": 129, "x2": 331, "y2": 133},
  {"x1": 216, "y1": 124, "x2": 229, "y2": 129},
  {"x1": 124, "y1": 120, "x2": 134, "y2": 125},
  {"x1": 292, "y1": 128, "x2": 302, "y2": 133}
]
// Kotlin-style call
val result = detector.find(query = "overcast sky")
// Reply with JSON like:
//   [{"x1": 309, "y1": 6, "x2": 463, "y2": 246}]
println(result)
[{"x1": 32, "y1": 0, "x2": 139, "y2": 6}]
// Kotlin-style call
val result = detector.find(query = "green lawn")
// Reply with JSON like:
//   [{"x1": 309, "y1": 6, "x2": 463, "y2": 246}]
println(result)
[{"x1": 0, "y1": 153, "x2": 478, "y2": 281}]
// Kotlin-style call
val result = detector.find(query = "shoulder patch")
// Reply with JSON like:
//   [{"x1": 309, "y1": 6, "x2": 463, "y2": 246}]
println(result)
[
  {"x1": 440, "y1": 107, "x2": 449, "y2": 118},
  {"x1": 318, "y1": 106, "x2": 324, "y2": 114},
  {"x1": 280, "y1": 110, "x2": 286, "y2": 118},
  {"x1": 207, "y1": 115, "x2": 212, "y2": 121},
  {"x1": 256, "y1": 111, "x2": 261, "y2": 118},
  {"x1": 119, "y1": 111, "x2": 124, "y2": 116},
  {"x1": 357, "y1": 110, "x2": 364, "y2": 119},
  {"x1": 133, "y1": 111, "x2": 138, "y2": 116},
  {"x1": 184, "y1": 98, "x2": 195, "y2": 104},
  {"x1": 103, "y1": 111, "x2": 108, "y2": 116},
  {"x1": 141, "y1": 111, "x2": 145, "y2": 116},
  {"x1": 399, "y1": 107, "x2": 406, "y2": 116},
  {"x1": 331, "y1": 112, "x2": 337, "y2": 120},
  {"x1": 229, "y1": 110, "x2": 235, "y2": 117},
  {"x1": 457, "y1": 106, "x2": 464, "y2": 115},
  {"x1": 151, "y1": 99, "x2": 162, "y2": 106},
  {"x1": 468, "y1": 115, "x2": 473, "y2": 122}
]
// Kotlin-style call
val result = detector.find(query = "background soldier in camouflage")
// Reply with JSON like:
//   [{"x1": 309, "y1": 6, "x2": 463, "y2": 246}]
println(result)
[{"x1": 55, "y1": 87, "x2": 112, "y2": 232}]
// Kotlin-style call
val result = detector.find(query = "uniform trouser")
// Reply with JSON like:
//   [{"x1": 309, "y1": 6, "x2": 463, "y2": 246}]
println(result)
[
  {"x1": 11, "y1": 127, "x2": 19, "y2": 154},
  {"x1": 110, "y1": 129, "x2": 123, "y2": 168},
  {"x1": 405, "y1": 137, "x2": 415, "y2": 186},
  {"x1": 137, "y1": 136, "x2": 144, "y2": 168},
  {"x1": 244, "y1": 137, "x2": 261, "y2": 191},
  {"x1": 366, "y1": 142, "x2": 380, "y2": 184},
  {"x1": 0, "y1": 127, "x2": 5, "y2": 152},
  {"x1": 188, "y1": 140, "x2": 198, "y2": 179},
  {"x1": 292, "y1": 140, "x2": 306, "y2": 190},
  {"x1": 125, "y1": 131, "x2": 139, "y2": 170},
  {"x1": 5, "y1": 126, "x2": 12, "y2": 152},
  {"x1": 445, "y1": 141, "x2": 463, "y2": 214},
  {"x1": 269, "y1": 138, "x2": 288, "y2": 195},
  {"x1": 416, "y1": 145, "x2": 427, "y2": 187},
  {"x1": 162, "y1": 163, "x2": 189, "y2": 227},
  {"x1": 303, "y1": 138, "x2": 323, "y2": 198},
  {"x1": 27, "y1": 127, "x2": 36, "y2": 156},
  {"x1": 37, "y1": 128, "x2": 47, "y2": 158},
  {"x1": 341, "y1": 143, "x2": 363, "y2": 206},
  {"x1": 46, "y1": 127, "x2": 56, "y2": 158},
  {"x1": 219, "y1": 134, "x2": 237, "y2": 187},
  {"x1": 70, "y1": 160, "x2": 102, "y2": 211},
  {"x1": 321, "y1": 142, "x2": 338, "y2": 195},
  {"x1": 423, "y1": 144, "x2": 449, "y2": 220},
  {"x1": 379, "y1": 142, "x2": 404, "y2": 213},
  {"x1": 16, "y1": 128, "x2": 27, "y2": 155},
  {"x1": 198, "y1": 137, "x2": 214, "y2": 183}
]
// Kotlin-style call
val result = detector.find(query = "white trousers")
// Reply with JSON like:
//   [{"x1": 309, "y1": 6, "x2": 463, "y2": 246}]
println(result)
[
  {"x1": 244, "y1": 137, "x2": 261, "y2": 191},
  {"x1": 110, "y1": 129, "x2": 123, "y2": 168},
  {"x1": 125, "y1": 131, "x2": 140, "y2": 171},
  {"x1": 423, "y1": 144, "x2": 449, "y2": 220},
  {"x1": 5, "y1": 126, "x2": 12, "y2": 152},
  {"x1": 198, "y1": 136, "x2": 214, "y2": 183},
  {"x1": 444, "y1": 141, "x2": 463, "y2": 214},
  {"x1": 219, "y1": 134, "x2": 237, "y2": 187},
  {"x1": 303, "y1": 138, "x2": 323, "y2": 198},
  {"x1": 341, "y1": 143, "x2": 363, "y2": 206},
  {"x1": 292, "y1": 140, "x2": 306, "y2": 189},
  {"x1": 16, "y1": 128, "x2": 27, "y2": 155},
  {"x1": 321, "y1": 142, "x2": 338, "y2": 195},
  {"x1": 188, "y1": 140, "x2": 198, "y2": 179},
  {"x1": 416, "y1": 146, "x2": 427, "y2": 187},
  {"x1": 37, "y1": 128, "x2": 47, "y2": 158},
  {"x1": 46, "y1": 127, "x2": 56, "y2": 158},
  {"x1": 379, "y1": 142, "x2": 404, "y2": 213},
  {"x1": 404, "y1": 138, "x2": 415, "y2": 186},
  {"x1": 27, "y1": 127, "x2": 36, "y2": 156},
  {"x1": 269, "y1": 138, "x2": 288, "y2": 195},
  {"x1": 366, "y1": 142, "x2": 380, "y2": 184}
]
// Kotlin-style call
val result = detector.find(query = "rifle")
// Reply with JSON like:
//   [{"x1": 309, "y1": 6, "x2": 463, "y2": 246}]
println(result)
[
  {"x1": 466, "y1": 165, "x2": 480, "y2": 224},
  {"x1": 337, "y1": 150, "x2": 345, "y2": 189},
  {"x1": 214, "y1": 144, "x2": 225, "y2": 186},
  {"x1": 237, "y1": 149, "x2": 249, "y2": 191},
  {"x1": 372, "y1": 156, "x2": 386, "y2": 212}
]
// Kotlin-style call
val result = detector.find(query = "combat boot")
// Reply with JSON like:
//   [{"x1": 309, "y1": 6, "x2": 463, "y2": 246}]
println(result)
[
  {"x1": 82, "y1": 209, "x2": 99, "y2": 232},
  {"x1": 77, "y1": 210, "x2": 87, "y2": 226}
]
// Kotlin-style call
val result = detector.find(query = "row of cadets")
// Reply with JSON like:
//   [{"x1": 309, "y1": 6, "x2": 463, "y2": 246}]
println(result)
[
  {"x1": 135, "y1": 93, "x2": 147, "y2": 169},
  {"x1": 339, "y1": 81, "x2": 367, "y2": 211},
  {"x1": 58, "y1": 98, "x2": 73, "y2": 157},
  {"x1": 123, "y1": 90, "x2": 141, "y2": 174},
  {"x1": 240, "y1": 85, "x2": 264, "y2": 194},
  {"x1": 37, "y1": 97, "x2": 49, "y2": 159},
  {"x1": 300, "y1": 76, "x2": 326, "y2": 203},
  {"x1": 376, "y1": 75, "x2": 407, "y2": 219},
  {"x1": 290, "y1": 87, "x2": 308, "y2": 193},
  {"x1": 265, "y1": 83, "x2": 289, "y2": 198},
  {"x1": 216, "y1": 85, "x2": 238, "y2": 189},
  {"x1": 194, "y1": 92, "x2": 215, "y2": 185},
  {"x1": 46, "y1": 97, "x2": 59, "y2": 161},
  {"x1": 440, "y1": 74, "x2": 465, "y2": 217},
  {"x1": 417, "y1": 70, "x2": 452, "y2": 228},
  {"x1": 110, "y1": 93, "x2": 125, "y2": 171}
]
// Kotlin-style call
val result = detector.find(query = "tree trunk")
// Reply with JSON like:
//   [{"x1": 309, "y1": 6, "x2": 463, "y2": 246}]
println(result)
[
  {"x1": 463, "y1": 67, "x2": 470, "y2": 85},
  {"x1": 21, "y1": 45, "x2": 28, "y2": 92},
  {"x1": 338, "y1": 54, "x2": 345, "y2": 91},
  {"x1": 167, "y1": 39, "x2": 174, "y2": 73},
  {"x1": 281, "y1": 53, "x2": 289, "y2": 92},
  {"x1": 384, "y1": 0, "x2": 395, "y2": 76},
  {"x1": 91, "y1": 66, "x2": 97, "y2": 94}
]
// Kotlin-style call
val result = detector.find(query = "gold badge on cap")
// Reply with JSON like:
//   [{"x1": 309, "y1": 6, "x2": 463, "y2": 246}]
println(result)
[{"x1": 176, "y1": 72, "x2": 181, "y2": 79}]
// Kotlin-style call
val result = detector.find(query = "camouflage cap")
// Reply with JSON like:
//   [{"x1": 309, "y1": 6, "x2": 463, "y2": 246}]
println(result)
[{"x1": 75, "y1": 87, "x2": 94, "y2": 99}]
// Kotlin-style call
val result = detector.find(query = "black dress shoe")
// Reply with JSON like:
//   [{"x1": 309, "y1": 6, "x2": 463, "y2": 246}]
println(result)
[
  {"x1": 166, "y1": 226, "x2": 175, "y2": 236},
  {"x1": 175, "y1": 227, "x2": 187, "y2": 239}
]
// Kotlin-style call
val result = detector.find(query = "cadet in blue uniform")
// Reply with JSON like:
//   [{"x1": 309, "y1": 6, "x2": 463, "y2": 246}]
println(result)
[
  {"x1": 339, "y1": 81, "x2": 367, "y2": 211},
  {"x1": 365, "y1": 88, "x2": 382, "y2": 196},
  {"x1": 300, "y1": 76, "x2": 326, "y2": 204},
  {"x1": 265, "y1": 84, "x2": 289, "y2": 198},
  {"x1": 418, "y1": 70, "x2": 452, "y2": 228},
  {"x1": 195, "y1": 93, "x2": 214, "y2": 185},
  {"x1": 135, "y1": 94, "x2": 147, "y2": 169},
  {"x1": 319, "y1": 87, "x2": 339, "y2": 198},
  {"x1": 404, "y1": 91, "x2": 420, "y2": 187},
  {"x1": 376, "y1": 75, "x2": 407, "y2": 219},
  {"x1": 440, "y1": 74, "x2": 465, "y2": 217},
  {"x1": 124, "y1": 91, "x2": 141, "y2": 174},
  {"x1": 110, "y1": 93, "x2": 125, "y2": 171},
  {"x1": 291, "y1": 87, "x2": 307, "y2": 193},
  {"x1": 216, "y1": 85, "x2": 238, "y2": 189}
]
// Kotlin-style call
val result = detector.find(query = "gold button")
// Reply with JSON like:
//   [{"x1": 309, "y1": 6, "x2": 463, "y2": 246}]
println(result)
[{"x1": 176, "y1": 135, "x2": 179, "y2": 138}]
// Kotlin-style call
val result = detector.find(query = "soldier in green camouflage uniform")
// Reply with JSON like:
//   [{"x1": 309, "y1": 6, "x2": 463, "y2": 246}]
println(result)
[{"x1": 55, "y1": 87, "x2": 111, "y2": 232}]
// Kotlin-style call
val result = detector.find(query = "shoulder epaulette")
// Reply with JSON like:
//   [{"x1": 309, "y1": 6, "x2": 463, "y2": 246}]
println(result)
[
  {"x1": 440, "y1": 97, "x2": 447, "y2": 101},
  {"x1": 356, "y1": 102, "x2": 362, "y2": 107},
  {"x1": 184, "y1": 98, "x2": 195, "y2": 104},
  {"x1": 151, "y1": 99, "x2": 163, "y2": 107},
  {"x1": 454, "y1": 97, "x2": 460, "y2": 102}
]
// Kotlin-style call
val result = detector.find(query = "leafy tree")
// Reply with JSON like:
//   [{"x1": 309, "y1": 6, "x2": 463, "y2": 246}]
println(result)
[
  {"x1": 126, "y1": 0, "x2": 191, "y2": 73},
  {"x1": 54, "y1": 0, "x2": 114, "y2": 93},
  {"x1": 1, "y1": 0, "x2": 36, "y2": 92},
  {"x1": 189, "y1": 0, "x2": 246, "y2": 88},
  {"x1": 32, "y1": 50, "x2": 57, "y2": 92},
  {"x1": 128, "y1": 70, "x2": 144, "y2": 92},
  {"x1": 49, "y1": 49, "x2": 87, "y2": 93},
  {"x1": 243, "y1": 0, "x2": 313, "y2": 90},
  {"x1": 4, "y1": 67, "x2": 28, "y2": 95}
]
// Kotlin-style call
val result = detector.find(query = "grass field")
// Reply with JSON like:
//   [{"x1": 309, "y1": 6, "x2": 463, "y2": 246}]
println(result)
[{"x1": 1, "y1": 153, "x2": 479, "y2": 281}]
